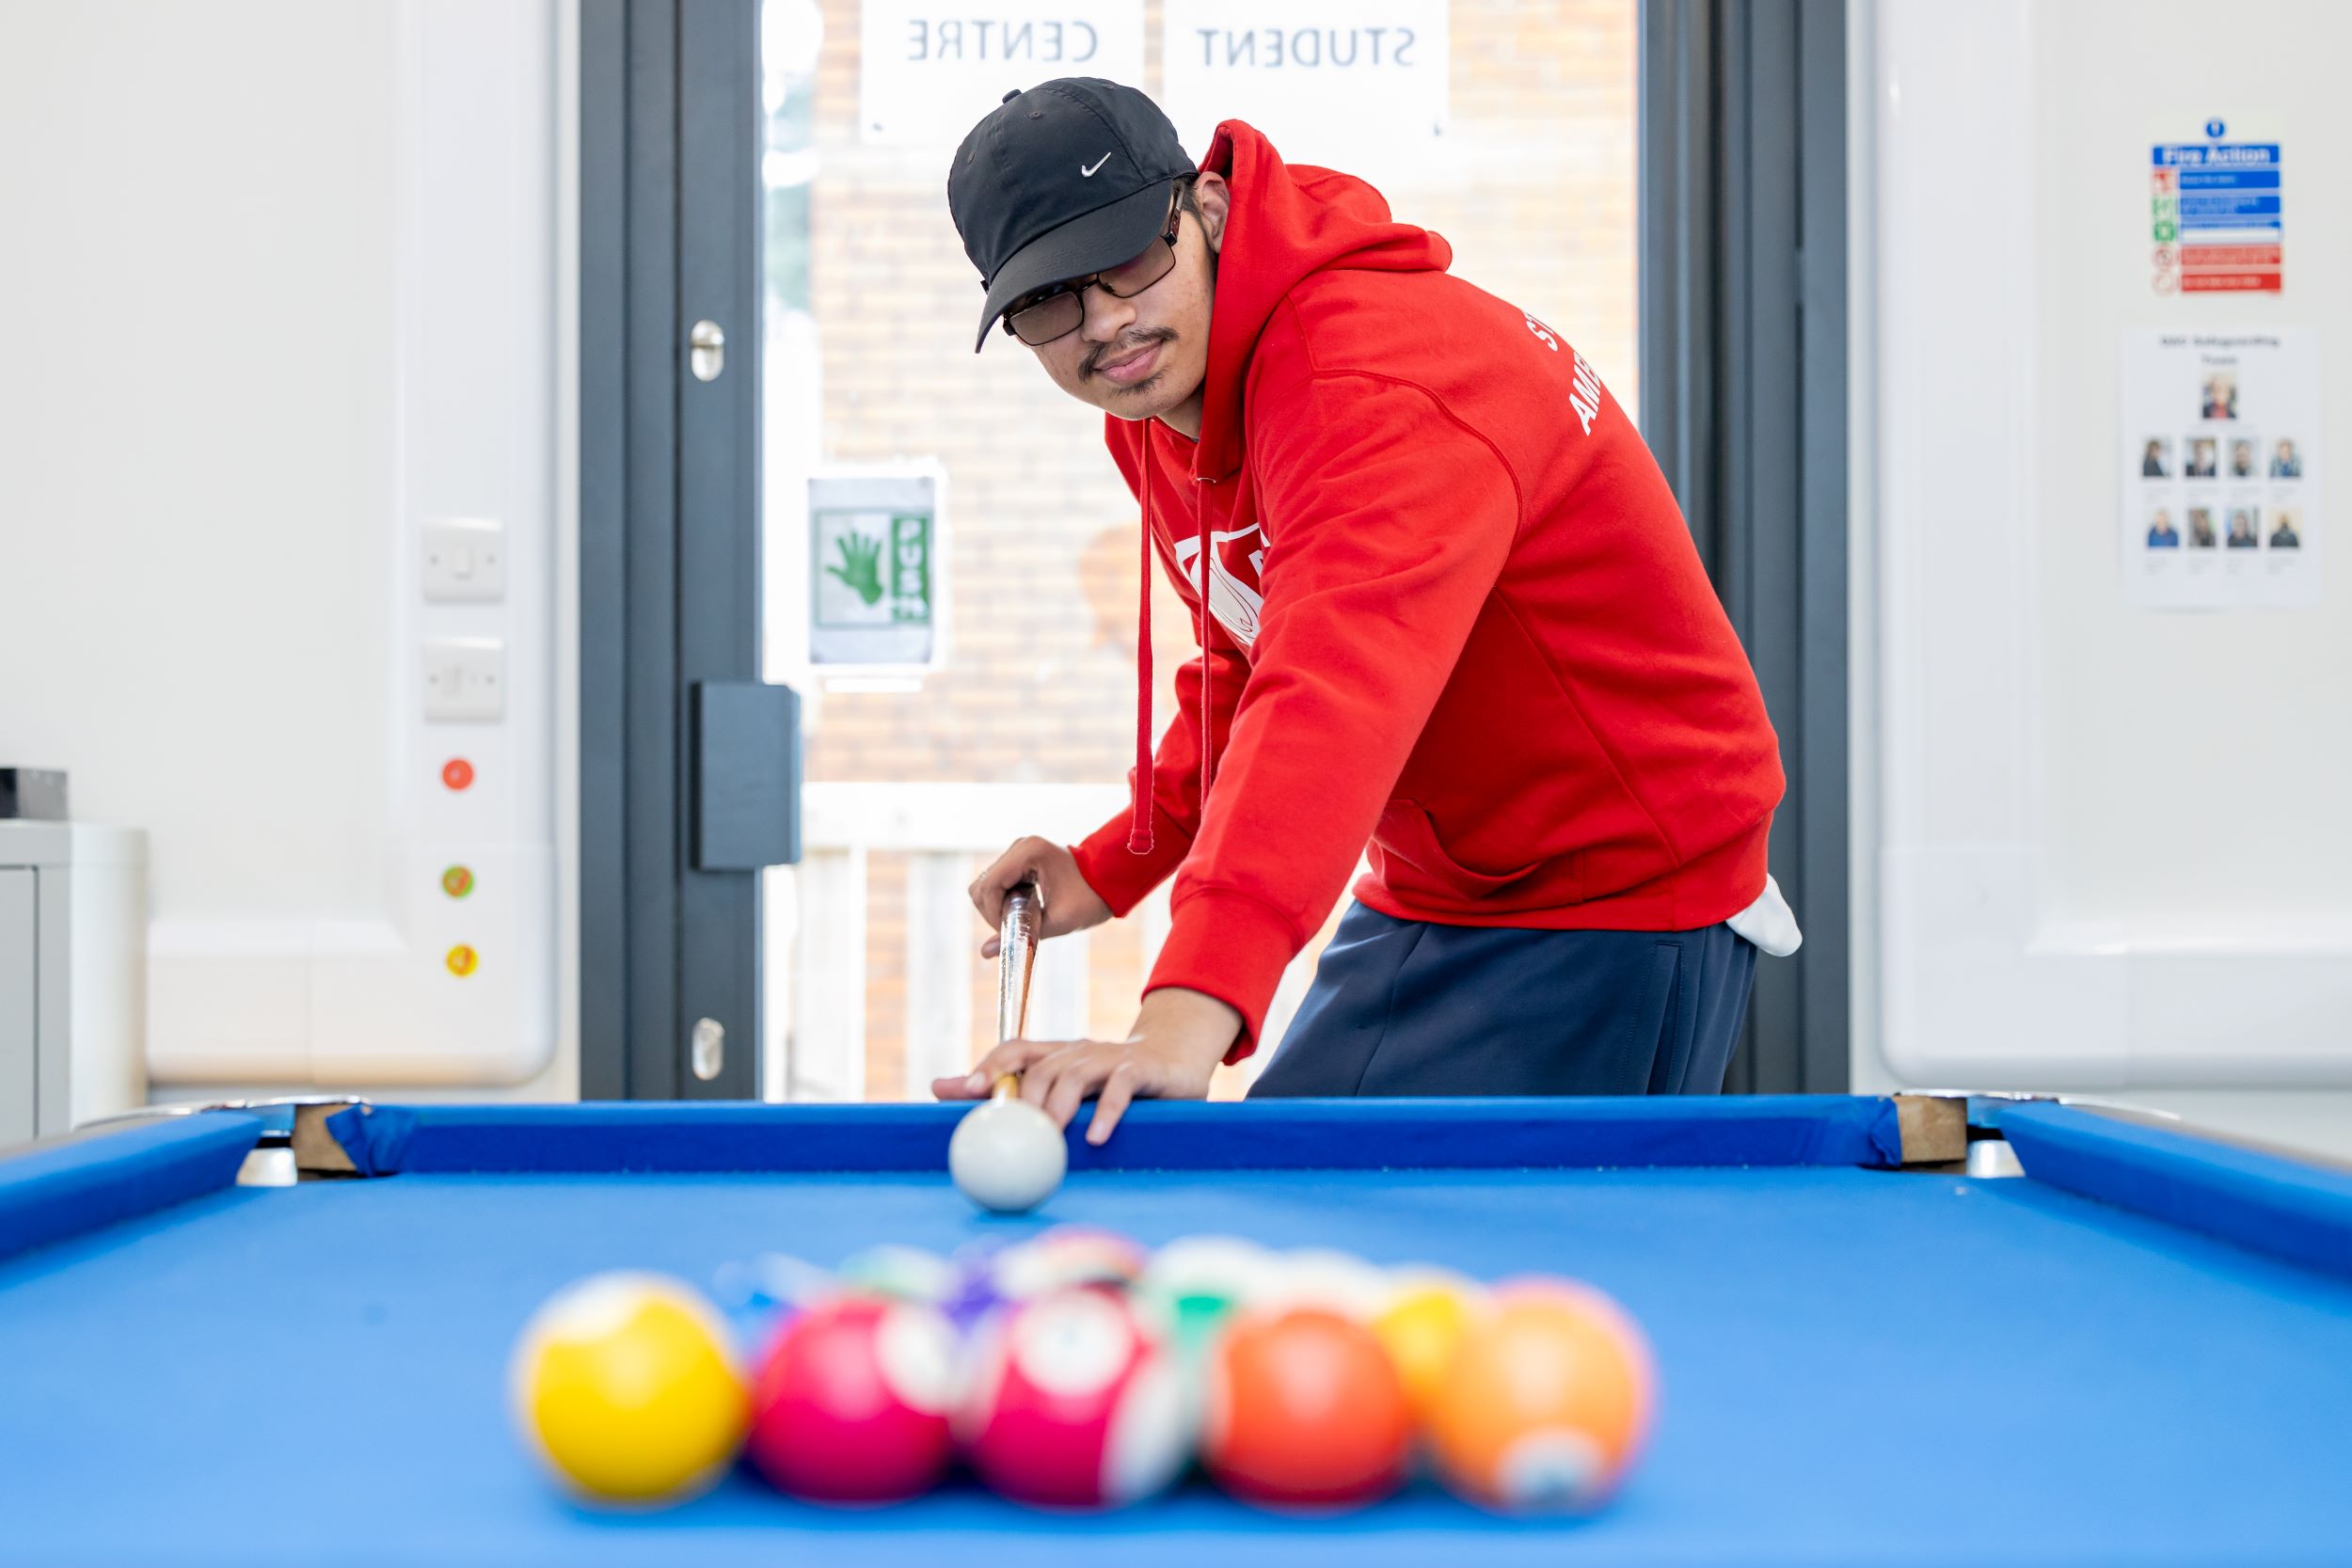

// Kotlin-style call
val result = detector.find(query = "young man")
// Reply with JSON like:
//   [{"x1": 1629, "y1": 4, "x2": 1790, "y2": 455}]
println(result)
[{"x1": 934, "y1": 79, "x2": 1797, "y2": 1140}]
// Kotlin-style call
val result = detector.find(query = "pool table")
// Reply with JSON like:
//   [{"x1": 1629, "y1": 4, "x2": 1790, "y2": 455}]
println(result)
[{"x1": 2, "y1": 1094, "x2": 2348, "y2": 1566}]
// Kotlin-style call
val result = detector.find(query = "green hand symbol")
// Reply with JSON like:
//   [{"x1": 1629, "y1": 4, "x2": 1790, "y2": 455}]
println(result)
[{"x1": 827, "y1": 531, "x2": 886, "y2": 607}]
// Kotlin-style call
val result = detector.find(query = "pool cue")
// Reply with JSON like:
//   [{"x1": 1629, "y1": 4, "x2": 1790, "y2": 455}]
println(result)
[{"x1": 992, "y1": 879, "x2": 1042, "y2": 1101}]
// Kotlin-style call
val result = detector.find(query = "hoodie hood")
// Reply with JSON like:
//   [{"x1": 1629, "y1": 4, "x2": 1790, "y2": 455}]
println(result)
[
  {"x1": 1187, "y1": 123, "x2": 1453, "y2": 481},
  {"x1": 1108, "y1": 123, "x2": 1455, "y2": 863}
]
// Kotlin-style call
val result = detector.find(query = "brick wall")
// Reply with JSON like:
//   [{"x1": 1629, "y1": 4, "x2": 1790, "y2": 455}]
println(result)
[{"x1": 783, "y1": 0, "x2": 1637, "y2": 1096}]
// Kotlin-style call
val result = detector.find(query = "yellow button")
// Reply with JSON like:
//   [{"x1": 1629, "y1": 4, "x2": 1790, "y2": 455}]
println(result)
[{"x1": 446, "y1": 943, "x2": 479, "y2": 977}]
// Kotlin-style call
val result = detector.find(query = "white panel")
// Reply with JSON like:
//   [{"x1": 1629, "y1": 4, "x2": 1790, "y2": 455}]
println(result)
[
  {"x1": 803, "y1": 782, "x2": 1127, "y2": 852},
  {"x1": 2125, "y1": 955, "x2": 2352, "y2": 1084},
  {"x1": 1028, "y1": 927, "x2": 1092, "y2": 1041},
  {"x1": 790, "y1": 847, "x2": 868, "y2": 1101},
  {"x1": 760, "y1": 863, "x2": 798, "y2": 1102},
  {"x1": 2032, "y1": 5, "x2": 2352, "y2": 929},
  {"x1": 1867, "y1": 0, "x2": 2352, "y2": 1090},
  {"x1": 146, "y1": 920, "x2": 315, "y2": 1082},
  {"x1": 1873, "y1": 0, "x2": 2040, "y2": 852},
  {"x1": 0, "y1": 3, "x2": 398, "y2": 927},
  {"x1": 1880, "y1": 847, "x2": 2125, "y2": 1087},
  {"x1": 61, "y1": 827, "x2": 148, "y2": 1125},
  {"x1": 0, "y1": 1, "x2": 558, "y2": 1089},
  {"x1": 903, "y1": 851, "x2": 977, "y2": 1090}
]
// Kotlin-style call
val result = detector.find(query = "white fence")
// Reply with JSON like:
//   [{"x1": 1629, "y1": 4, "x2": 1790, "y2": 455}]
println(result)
[{"x1": 766, "y1": 782, "x2": 1325, "y2": 1101}]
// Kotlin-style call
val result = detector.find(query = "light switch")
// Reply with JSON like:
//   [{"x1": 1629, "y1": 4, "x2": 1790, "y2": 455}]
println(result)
[
  {"x1": 421, "y1": 519, "x2": 506, "y2": 603},
  {"x1": 421, "y1": 639, "x2": 505, "y2": 722}
]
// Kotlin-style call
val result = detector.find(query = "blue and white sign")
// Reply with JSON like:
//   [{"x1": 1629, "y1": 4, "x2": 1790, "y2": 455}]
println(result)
[
  {"x1": 859, "y1": 1, "x2": 1146, "y2": 145},
  {"x1": 1162, "y1": 0, "x2": 1449, "y2": 167},
  {"x1": 2150, "y1": 123, "x2": 2283, "y2": 294}
]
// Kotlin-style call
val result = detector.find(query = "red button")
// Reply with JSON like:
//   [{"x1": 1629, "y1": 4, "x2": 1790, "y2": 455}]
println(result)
[{"x1": 442, "y1": 758, "x2": 475, "y2": 791}]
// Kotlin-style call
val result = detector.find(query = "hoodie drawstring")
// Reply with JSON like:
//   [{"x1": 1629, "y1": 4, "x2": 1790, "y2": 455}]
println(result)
[
  {"x1": 1125, "y1": 461, "x2": 1219, "y2": 856},
  {"x1": 1196, "y1": 482, "x2": 1215, "y2": 811},
  {"x1": 1128, "y1": 478, "x2": 1156, "y2": 854}
]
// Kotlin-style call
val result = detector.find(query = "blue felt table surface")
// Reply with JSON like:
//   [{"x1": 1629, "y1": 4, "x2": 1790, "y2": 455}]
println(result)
[{"x1": 3, "y1": 1160, "x2": 2351, "y2": 1566}]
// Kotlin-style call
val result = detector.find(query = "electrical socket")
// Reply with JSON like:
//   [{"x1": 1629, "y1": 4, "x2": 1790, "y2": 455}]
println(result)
[
  {"x1": 421, "y1": 519, "x2": 507, "y2": 603},
  {"x1": 421, "y1": 639, "x2": 505, "y2": 722}
]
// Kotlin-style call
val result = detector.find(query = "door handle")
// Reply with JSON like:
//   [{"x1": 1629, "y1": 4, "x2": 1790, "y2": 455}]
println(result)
[{"x1": 689, "y1": 320, "x2": 725, "y2": 382}]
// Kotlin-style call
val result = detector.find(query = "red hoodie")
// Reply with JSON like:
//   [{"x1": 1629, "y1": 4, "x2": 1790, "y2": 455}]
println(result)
[{"x1": 1067, "y1": 123, "x2": 1785, "y2": 1059}]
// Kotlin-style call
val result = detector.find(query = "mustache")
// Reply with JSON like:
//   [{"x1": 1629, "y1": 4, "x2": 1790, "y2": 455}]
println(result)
[{"x1": 1084, "y1": 329, "x2": 1175, "y2": 378}]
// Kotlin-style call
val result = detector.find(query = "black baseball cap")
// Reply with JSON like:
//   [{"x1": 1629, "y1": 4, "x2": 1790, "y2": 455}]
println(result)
[{"x1": 948, "y1": 78, "x2": 1195, "y2": 352}]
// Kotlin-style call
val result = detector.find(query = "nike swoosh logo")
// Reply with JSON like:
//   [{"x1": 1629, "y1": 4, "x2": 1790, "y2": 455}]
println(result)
[{"x1": 1080, "y1": 152, "x2": 1111, "y2": 177}]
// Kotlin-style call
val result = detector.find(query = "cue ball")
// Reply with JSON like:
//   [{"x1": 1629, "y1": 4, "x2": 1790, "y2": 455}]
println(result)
[
  {"x1": 509, "y1": 1272, "x2": 747, "y2": 1503},
  {"x1": 949, "y1": 1096, "x2": 1067, "y2": 1213}
]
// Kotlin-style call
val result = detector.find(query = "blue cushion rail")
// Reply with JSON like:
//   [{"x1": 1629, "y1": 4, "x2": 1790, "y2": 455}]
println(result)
[
  {"x1": 326, "y1": 1094, "x2": 1908, "y2": 1176},
  {"x1": 0, "y1": 1113, "x2": 263, "y2": 1262},
  {"x1": 2001, "y1": 1101, "x2": 2352, "y2": 1281}
]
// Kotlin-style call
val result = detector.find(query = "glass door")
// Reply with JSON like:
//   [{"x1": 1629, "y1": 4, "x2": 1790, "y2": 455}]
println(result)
[{"x1": 752, "y1": 0, "x2": 1639, "y2": 1101}]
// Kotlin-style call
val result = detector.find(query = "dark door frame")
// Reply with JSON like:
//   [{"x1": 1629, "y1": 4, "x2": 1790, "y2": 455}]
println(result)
[
  {"x1": 579, "y1": 0, "x2": 766, "y2": 1100},
  {"x1": 581, "y1": 0, "x2": 1849, "y2": 1100},
  {"x1": 1640, "y1": 0, "x2": 1850, "y2": 1094}
]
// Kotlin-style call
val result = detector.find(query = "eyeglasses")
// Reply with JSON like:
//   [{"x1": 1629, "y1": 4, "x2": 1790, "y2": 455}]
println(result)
[{"x1": 1002, "y1": 196, "x2": 1184, "y2": 347}]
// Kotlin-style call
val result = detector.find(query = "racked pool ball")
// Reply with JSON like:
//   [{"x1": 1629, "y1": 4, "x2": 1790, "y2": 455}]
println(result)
[
  {"x1": 1264, "y1": 1247, "x2": 1394, "y2": 1321},
  {"x1": 707, "y1": 1251, "x2": 833, "y2": 1352},
  {"x1": 1426, "y1": 1279, "x2": 1656, "y2": 1513},
  {"x1": 1369, "y1": 1266, "x2": 1486, "y2": 1427},
  {"x1": 835, "y1": 1243, "x2": 960, "y2": 1307},
  {"x1": 745, "y1": 1293, "x2": 961, "y2": 1503},
  {"x1": 508, "y1": 1272, "x2": 748, "y2": 1503},
  {"x1": 956, "y1": 1286, "x2": 1189, "y2": 1509},
  {"x1": 993, "y1": 1225, "x2": 1150, "y2": 1302},
  {"x1": 1203, "y1": 1306, "x2": 1411, "y2": 1509},
  {"x1": 1135, "y1": 1234, "x2": 1276, "y2": 1352},
  {"x1": 941, "y1": 1242, "x2": 1017, "y2": 1338}
]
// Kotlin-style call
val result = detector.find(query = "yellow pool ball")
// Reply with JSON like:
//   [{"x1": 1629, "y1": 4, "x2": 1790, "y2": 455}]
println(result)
[
  {"x1": 1371, "y1": 1269, "x2": 1486, "y2": 1425},
  {"x1": 509, "y1": 1272, "x2": 748, "y2": 1503}
]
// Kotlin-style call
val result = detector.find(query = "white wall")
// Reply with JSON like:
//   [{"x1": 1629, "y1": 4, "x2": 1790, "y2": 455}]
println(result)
[
  {"x1": 0, "y1": 0, "x2": 576, "y2": 1102},
  {"x1": 1854, "y1": 0, "x2": 2352, "y2": 1159}
]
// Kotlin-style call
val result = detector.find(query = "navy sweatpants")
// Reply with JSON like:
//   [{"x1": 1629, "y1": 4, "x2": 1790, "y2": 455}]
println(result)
[{"x1": 1248, "y1": 904, "x2": 1757, "y2": 1097}]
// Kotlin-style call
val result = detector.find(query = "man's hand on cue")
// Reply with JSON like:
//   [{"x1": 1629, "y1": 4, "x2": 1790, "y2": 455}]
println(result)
[
  {"x1": 968, "y1": 836, "x2": 1112, "y2": 958},
  {"x1": 930, "y1": 987, "x2": 1243, "y2": 1144}
]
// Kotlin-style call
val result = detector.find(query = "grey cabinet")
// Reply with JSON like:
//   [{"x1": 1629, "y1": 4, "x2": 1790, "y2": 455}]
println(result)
[
  {"x1": 0, "y1": 824, "x2": 146, "y2": 1146},
  {"x1": 1, "y1": 869, "x2": 32, "y2": 1145}
]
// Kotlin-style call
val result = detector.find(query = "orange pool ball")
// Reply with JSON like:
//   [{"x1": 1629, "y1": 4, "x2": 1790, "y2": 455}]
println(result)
[
  {"x1": 1204, "y1": 1306, "x2": 1412, "y2": 1509},
  {"x1": 1425, "y1": 1280, "x2": 1656, "y2": 1513}
]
